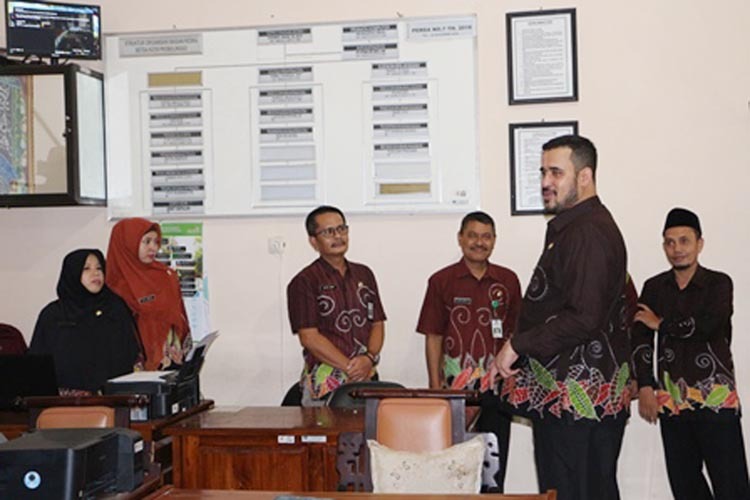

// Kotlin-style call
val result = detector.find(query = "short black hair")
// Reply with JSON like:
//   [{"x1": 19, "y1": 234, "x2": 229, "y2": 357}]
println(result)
[
  {"x1": 542, "y1": 134, "x2": 598, "y2": 180},
  {"x1": 459, "y1": 211, "x2": 495, "y2": 235},
  {"x1": 305, "y1": 205, "x2": 346, "y2": 236}
]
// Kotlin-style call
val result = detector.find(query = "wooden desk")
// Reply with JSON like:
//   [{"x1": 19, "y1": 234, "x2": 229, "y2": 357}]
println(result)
[
  {"x1": 166, "y1": 407, "x2": 364, "y2": 491},
  {"x1": 131, "y1": 400, "x2": 214, "y2": 483},
  {"x1": 146, "y1": 487, "x2": 556, "y2": 500},
  {"x1": 102, "y1": 463, "x2": 163, "y2": 500},
  {"x1": 0, "y1": 410, "x2": 28, "y2": 440}
]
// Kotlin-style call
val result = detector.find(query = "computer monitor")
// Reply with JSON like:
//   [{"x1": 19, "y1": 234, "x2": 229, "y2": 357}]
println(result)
[
  {"x1": 0, "y1": 354, "x2": 58, "y2": 409},
  {"x1": 5, "y1": 0, "x2": 101, "y2": 60}
]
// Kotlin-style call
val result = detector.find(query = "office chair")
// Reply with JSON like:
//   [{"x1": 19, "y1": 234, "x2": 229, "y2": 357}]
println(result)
[
  {"x1": 36, "y1": 406, "x2": 116, "y2": 429},
  {"x1": 0, "y1": 324, "x2": 27, "y2": 355},
  {"x1": 326, "y1": 380, "x2": 405, "y2": 408},
  {"x1": 336, "y1": 388, "x2": 500, "y2": 492},
  {"x1": 281, "y1": 382, "x2": 302, "y2": 406}
]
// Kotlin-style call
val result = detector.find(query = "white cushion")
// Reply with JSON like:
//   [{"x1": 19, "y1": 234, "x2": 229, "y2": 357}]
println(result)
[{"x1": 368, "y1": 435, "x2": 485, "y2": 493}]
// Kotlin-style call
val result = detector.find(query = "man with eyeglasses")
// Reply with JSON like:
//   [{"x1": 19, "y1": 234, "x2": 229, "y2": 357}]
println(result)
[
  {"x1": 416, "y1": 211, "x2": 521, "y2": 491},
  {"x1": 287, "y1": 205, "x2": 386, "y2": 406}
]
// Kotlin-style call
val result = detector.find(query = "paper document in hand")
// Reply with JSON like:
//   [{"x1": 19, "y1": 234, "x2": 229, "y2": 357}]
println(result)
[
  {"x1": 108, "y1": 371, "x2": 173, "y2": 383},
  {"x1": 186, "y1": 330, "x2": 219, "y2": 362}
]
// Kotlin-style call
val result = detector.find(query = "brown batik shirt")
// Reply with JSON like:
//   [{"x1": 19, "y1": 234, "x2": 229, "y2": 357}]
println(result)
[
  {"x1": 631, "y1": 266, "x2": 740, "y2": 420},
  {"x1": 501, "y1": 196, "x2": 632, "y2": 422}
]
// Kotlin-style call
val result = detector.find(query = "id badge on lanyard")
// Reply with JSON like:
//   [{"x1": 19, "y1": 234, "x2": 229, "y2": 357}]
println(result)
[{"x1": 491, "y1": 299, "x2": 503, "y2": 338}]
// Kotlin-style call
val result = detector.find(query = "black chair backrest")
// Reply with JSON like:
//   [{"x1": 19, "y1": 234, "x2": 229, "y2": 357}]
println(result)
[
  {"x1": 326, "y1": 381, "x2": 405, "y2": 408},
  {"x1": 281, "y1": 382, "x2": 302, "y2": 406},
  {"x1": 0, "y1": 324, "x2": 27, "y2": 356}
]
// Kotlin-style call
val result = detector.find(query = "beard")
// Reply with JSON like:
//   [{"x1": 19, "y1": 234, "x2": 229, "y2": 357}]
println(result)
[
  {"x1": 672, "y1": 263, "x2": 691, "y2": 271},
  {"x1": 543, "y1": 185, "x2": 579, "y2": 214}
]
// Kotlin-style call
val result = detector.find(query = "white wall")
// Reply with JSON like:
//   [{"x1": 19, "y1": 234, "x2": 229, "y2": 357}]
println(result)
[{"x1": 1, "y1": 1, "x2": 748, "y2": 498}]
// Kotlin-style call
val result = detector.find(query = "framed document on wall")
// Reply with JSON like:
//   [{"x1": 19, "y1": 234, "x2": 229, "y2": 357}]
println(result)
[
  {"x1": 506, "y1": 9, "x2": 578, "y2": 105},
  {"x1": 509, "y1": 121, "x2": 578, "y2": 215}
]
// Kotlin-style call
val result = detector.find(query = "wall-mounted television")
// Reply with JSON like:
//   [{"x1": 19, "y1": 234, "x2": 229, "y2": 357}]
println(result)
[
  {"x1": 0, "y1": 63, "x2": 106, "y2": 207},
  {"x1": 5, "y1": 0, "x2": 101, "y2": 60}
]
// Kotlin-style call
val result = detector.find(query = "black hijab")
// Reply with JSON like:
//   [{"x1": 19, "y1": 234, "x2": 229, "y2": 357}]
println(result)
[
  {"x1": 29, "y1": 249, "x2": 142, "y2": 392},
  {"x1": 57, "y1": 249, "x2": 112, "y2": 323}
]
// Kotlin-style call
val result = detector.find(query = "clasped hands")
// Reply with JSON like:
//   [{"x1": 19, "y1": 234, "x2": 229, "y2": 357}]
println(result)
[{"x1": 345, "y1": 354, "x2": 373, "y2": 382}]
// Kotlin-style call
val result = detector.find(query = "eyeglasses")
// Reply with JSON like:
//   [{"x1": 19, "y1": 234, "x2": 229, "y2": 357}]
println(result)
[{"x1": 315, "y1": 224, "x2": 349, "y2": 238}]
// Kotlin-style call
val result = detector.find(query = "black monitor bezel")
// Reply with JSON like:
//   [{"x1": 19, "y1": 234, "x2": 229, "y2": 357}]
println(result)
[{"x1": 5, "y1": 0, "x2": 102, "y2": 61}]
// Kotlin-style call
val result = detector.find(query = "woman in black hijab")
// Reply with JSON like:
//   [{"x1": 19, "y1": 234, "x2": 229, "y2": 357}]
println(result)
[{"x1": 29, "y1": 249, "x2": 142, "y2": 395}]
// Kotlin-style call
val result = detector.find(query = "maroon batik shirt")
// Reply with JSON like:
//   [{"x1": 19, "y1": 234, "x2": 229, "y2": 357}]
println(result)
[
  {"x1": 287, "y1": 257, "x2": 386, "y2": 400},
  {"x1": 417, "y1": 259, "x2": 522, "y2": 392}
]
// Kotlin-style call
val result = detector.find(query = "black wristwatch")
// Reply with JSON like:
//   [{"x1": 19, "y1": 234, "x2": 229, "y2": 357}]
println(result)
[{"x1": 364, "y1": 350, "x2": 380, "y2": 366}]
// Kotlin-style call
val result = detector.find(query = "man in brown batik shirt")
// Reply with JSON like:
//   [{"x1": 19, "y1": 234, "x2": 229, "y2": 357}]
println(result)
[
  {"x1": 287, "y1": 205, "x2": 386, "y2": 406},
  {"x1": 491, "y1": 135, "x2": 630, "y2": 500},
  {"x1": 633, "y1": 208, "x2": 750, "y2": 500}
]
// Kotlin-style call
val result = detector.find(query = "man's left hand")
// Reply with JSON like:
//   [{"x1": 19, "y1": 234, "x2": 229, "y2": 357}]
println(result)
[{"x1": 490, "y1": 341, "x2": 520, "y2": 380}]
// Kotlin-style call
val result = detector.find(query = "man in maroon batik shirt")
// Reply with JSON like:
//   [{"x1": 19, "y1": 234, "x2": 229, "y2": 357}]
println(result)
[
  {"x1": 417, "y1": 211, "x2": 521, "y2": 492},
  {"x1": 287, "y1": 205, "x2": 386, "y2": 406}
]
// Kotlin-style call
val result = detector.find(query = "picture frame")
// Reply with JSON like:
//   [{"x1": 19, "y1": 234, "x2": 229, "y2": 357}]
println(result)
[
  {"x1": 509, "y1": 121, "x2": 578, "y2": 215},
  {"x1": 506, "y1": 9, "x2": 578, "y2": 105}
]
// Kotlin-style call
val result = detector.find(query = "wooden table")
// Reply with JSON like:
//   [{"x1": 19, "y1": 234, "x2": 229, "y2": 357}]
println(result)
[
  {"x1": 146, "y1": 487, "x2": 556, "y2": 500},
  {"x1": 165, "y1": 407, "x2": 364, "y2": 491}
]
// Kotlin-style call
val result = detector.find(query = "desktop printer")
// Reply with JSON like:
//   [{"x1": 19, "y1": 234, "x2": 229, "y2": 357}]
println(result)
[
  {"x1": 104, "y1": 368, "x2": 200, "y2": 420},
  {"x1": 104, "y1": 332, "x2": 216, "y2": 420},
  {"x1": 0, "y1": 428, "x2": 144, "y2": 499}
]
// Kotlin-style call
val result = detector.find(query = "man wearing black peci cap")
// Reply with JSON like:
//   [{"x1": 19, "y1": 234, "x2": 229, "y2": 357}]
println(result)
[{"x1": 632, "y1": 207, "x2": 750, "y2": 500}]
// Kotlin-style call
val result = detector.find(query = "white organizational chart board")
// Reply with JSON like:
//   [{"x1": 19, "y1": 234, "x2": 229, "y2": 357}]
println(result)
[{"x1": 104, "y1": 15, "x2": 479, "y2": 218}]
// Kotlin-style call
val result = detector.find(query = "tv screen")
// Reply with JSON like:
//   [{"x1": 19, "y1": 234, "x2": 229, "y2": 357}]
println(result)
[
  {"x1": 6, "y1": 0, "x2": 101, "y2": 59},
  {"x1": 0, "y1": 64, "x2": 107, "y2": 207}
]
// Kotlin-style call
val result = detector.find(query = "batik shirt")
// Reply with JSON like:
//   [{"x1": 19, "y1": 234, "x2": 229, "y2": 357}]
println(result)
[
  {"x1": 287, "y1": 258, "x2": 386, "y2": 400},
  {"x1": 631, "y1": 266, "x2": 740, "y2": 419},
  {"x1": 501, "y1": 196, "x2": 632, "y2": 422},
  {"x1": 416, "y1": 259, "x2": 521, "y2": 391}
]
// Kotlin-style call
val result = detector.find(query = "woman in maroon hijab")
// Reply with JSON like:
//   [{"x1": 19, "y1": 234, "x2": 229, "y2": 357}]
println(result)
[{"x1": 106, "y1": 218, "x2": 191, "y2": 370}]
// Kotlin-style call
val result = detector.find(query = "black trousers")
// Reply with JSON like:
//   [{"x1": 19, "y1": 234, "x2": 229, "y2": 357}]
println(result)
[
  {"x1": 660, "y1": 416, "x2": 750, "y2": 500},
  {"x1": 476, "y1": 392, "x2": 512, "y2": 493},
  {"x1": 532, "y1": 418, "x2": 625, "y2": 500}
]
